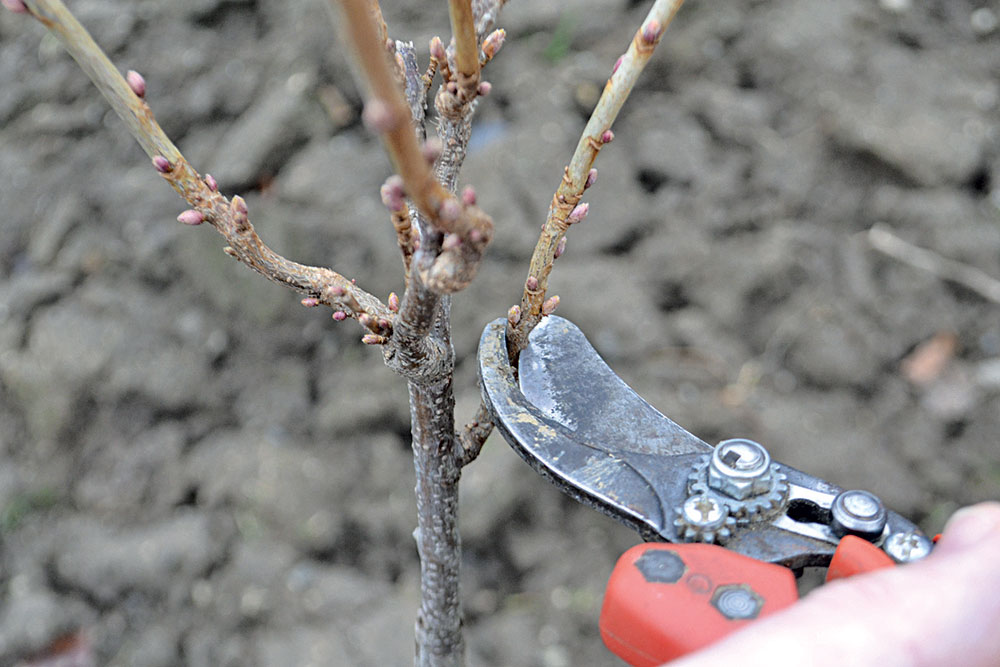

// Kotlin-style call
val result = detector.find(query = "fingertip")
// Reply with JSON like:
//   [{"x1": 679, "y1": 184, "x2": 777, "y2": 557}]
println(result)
[{"x1": 936, "y1": 502, "x2": 1000, "y2": 555}]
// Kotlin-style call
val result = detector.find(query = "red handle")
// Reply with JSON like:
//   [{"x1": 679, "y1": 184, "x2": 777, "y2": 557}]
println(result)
[
  {"x1": 600, "y1": 538, "x2": 896, "y2": 665},
  {"x1": 599, "y1": 543, "x2": 798, "y2": 666}
]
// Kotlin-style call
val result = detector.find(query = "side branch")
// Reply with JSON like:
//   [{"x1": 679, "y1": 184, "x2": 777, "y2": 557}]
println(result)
[
  {"x1": 19, "y1": 0, "x2": 391, "y2": 334},
  {"x1": 507, "y1": 0, "x2": 684, "y2": 358},
  {"x1": 447, "y1": 0, "x2": 480, "y2": 106},
  {"x1": 335, "y1": 0, "x2": 493, "y2": 296}
]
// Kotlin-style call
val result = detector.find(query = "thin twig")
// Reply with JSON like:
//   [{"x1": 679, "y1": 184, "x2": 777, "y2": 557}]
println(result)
[
  {"x1": 868, "y1": 223, "x2": 1000, "y2": 304},
  {"x1": 506, "y1": 0, "x2": 684, "y2": 359},
  {"x1": 19, "y1": 0, "x2": 391, "y2": 333},
  {"x1": 447, "y1": 0, "x2": 480, "y2": 106}
]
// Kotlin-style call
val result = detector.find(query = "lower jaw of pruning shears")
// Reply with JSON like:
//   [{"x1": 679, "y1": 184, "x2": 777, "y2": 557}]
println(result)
[{"x1": 477, "y1": 316, "x2": 934, "y2": 666}]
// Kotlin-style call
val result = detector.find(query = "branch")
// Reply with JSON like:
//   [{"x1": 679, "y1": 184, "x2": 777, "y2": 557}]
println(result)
[
  {"x1": 447, "y1": 0, "x2": 480, "y2": 106},
  {"x1": 868, "y1": 224, "x2": 1000, "y2": 304},
  {"x1": 335, "y1": 0, "x2": 493, "y2": 296},
  {"x1": 506, "y1": 0, "x2": 685, "y2": 358},
  {"x1": 16, "y1": 0, "x2": 393, "y2": 336}
]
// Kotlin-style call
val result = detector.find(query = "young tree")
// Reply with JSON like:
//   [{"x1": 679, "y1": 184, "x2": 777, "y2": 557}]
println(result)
[{"x1": 2, "y1": 0, "x2": 682, "y2": 664}]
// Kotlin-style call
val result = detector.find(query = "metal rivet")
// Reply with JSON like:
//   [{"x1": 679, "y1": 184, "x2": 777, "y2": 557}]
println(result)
[
  {"x1": 831, "y1": 490, "x2": 888, "y2": 540},
  {"x1": 885, "y1": 531, "x2": 933, "y2": 563}
]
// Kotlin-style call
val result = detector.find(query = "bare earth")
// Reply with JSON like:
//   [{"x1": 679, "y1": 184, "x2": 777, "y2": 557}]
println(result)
[{"x1": 0, "y1": 0, "x2": 998, "y2": 665}]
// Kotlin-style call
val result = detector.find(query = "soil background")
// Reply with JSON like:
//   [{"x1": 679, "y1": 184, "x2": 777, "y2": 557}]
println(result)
[{"x1": 1, "y1": 0, "x2": 998, "y2": 665}]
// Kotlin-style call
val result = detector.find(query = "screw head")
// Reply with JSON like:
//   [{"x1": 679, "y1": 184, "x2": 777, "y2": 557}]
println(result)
[
  {"x1": 885, "y1": 531, "x2": 933, "y2": 563},
  {"x1": 681, "y1": 494, "x2": 727, "y2": 530},
  {"x1": 831, "y1": 490, "x2": 888, "y2": 540},
  {"x1": 709, "y1": 439, "x2": 772, "y2": 499},
  {"x1": 711, "y1": 585, "x2": 764, "y2": 620}
]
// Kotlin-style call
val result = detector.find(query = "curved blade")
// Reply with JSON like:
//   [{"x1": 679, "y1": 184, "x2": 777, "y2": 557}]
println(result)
[{"x1": 478, "y1": 317, "x2": 709, "y2": 541}]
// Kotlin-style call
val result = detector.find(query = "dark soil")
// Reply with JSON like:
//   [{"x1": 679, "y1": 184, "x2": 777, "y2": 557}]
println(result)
[{"x1": 1, "y1": 0, "x2": 998, "y2": 665}]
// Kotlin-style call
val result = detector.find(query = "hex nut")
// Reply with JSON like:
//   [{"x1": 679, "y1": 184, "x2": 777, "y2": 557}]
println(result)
[{"x1": 708, "y1": 439, "x2": 773, "y2": 500}]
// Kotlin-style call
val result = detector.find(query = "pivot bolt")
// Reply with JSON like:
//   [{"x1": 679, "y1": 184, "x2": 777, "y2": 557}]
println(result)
[
  {"x1": 830, "y1": 490, "x2": 888, "y2": 541},
  {"x1": 708, "y1": 439, "x2": 773, "y2": 500},
  {"x1": 885, "y1": 531, "x2": 933, "y2": 563}
]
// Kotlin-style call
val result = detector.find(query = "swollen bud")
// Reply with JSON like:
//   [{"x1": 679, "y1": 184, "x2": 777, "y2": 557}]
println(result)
[
  {"x1": 204, "y1": 174, "x2": 218, "y2": 192},
  {"x1": 152, "y1": 156, "x2": 172, "y2": 173},
  {"x1": 461, "y1": 186, "x2": 477, "y2": 206},
  {"x1": 381, "y1": 175, "x2": 406, "y2": 211},
  {"x1": 482, "y1": 29, "x2": 506, "y2": 60},
  {"x1": 126, "y1": 70, "x2": 146, "y2": 98},
  {"x1": 554, "y1": 236, "x2": 567, "y2": 259},
  {"x1": 1, "y1": 0, "x2": 28, "y2": 14},
  {"x1": 388, "y1": 292, "x2": 400, "y2": 312},
  {"x1": 601, "y1": 130, "x2": 615, "y2": 144},
  {"x1": 429, "y1": 36, "x2": 447, "y2": 62},
  {"x1": 542, "y1": 295, "x2": 560, "y2": 316},
  {"x1": 332, "y1": 311, "x2": 348, "y2": 321},
  {"x1": 507, "y1": 305, "x2": 521, "y2": 327},
  {"x1": 477, "y1": 81, "x2": 492, "y2": 97},
  {"x1": 641, "y1": 19, "x2": 663, "y2": 45},
  {"x1": 442, "y1": 233, "x2": 462, "y2": 250},
  {"x1": 585, "y1": 168, "x2": 598, "y2": 189},
  {"x1": 362, "y1": 334, "x2": 387, "y2": 345},
  {"x1": 567, "y1": 202, "x2": 589, "y2": 224},
  {"x1": 612, "y1": 55, "x2": 624, "y2": 75},
  {"x1": 301, "y1": 297, "x2": 320, "y2": 307},
  {"x1": 526, "y1": 276, "x2": 539, "y2": 291},
  {"x1": 439, "y1": 198, "x2": 461, "y2": 222},
  {"x1": 176, "y1": 209, "x2": 205, "y2": 226}
]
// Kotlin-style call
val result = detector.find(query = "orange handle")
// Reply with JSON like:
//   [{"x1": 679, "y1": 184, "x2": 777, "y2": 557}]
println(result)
[
  {"x1": 599, "y1": 543, "x2": 798, "y2": 666},
  {"x1": 600, "y1": 538, "x2": 897, "y2": 665},
  {"x1": 825, "y1": 534, "x2": 894, "y2": 582}
]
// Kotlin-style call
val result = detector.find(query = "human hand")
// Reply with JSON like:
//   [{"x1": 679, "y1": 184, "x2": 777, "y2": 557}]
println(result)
[{"x1": 667, "y1": 502, "x2": 1000, "y2": 667}]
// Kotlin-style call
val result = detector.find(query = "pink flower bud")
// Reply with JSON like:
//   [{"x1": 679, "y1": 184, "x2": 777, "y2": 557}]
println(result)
[
  {"x1": 641, "y1": 19, "x2": 662, "y2": 45},
  {"x1": 482, "y1": 29, "x2": 506, "y2": 60},
  {"x1": 469, "y1": 228, "x2": 483, "y2": 243},
  {"x1": 601, "y1": 130, "x2": 615, "y2": 144},
  {"x1": 429, "y1": 36, "x2": 447, "y2": 61},
  {"x1": 554, "y1": 237, "x2": 567, "y2": 259},
  {"x1": 567, "y1": 202, "x2": 589, "y2": 224},
  {"x1": 378, "y1": 318, "x2": 391, "y2": 330},
  {"x1": 362, "y1": 334, "x2": 385, "y2": 345},
  {"x1": 612, "y1": 55, "x2": 624, "y2": 74},
  {"x1": 507, "y1": 305, "x2": 521, "y2": 326},
  {"x1": 330, "y1": 285, "x2": 346, "y2": 297},
  {"x1": 477, "y1": 81, "x2": 492, "y2": 97},
  {"x1": 442, "y1": 233, "x2": 462, "y2": 250},
  {"x1": 152, "y1": 156, "x2": 172, "y2": 173},
  {"x1": 585, "y1": 168, "x2": 598, "y2": 189},
  {"x1": 204, "y1": 174, "x2": 218, "y2": 191},
  {"x1": 526, "y1": 276, "x2": 539, "y2": 291},
  {"x1": 439, "y1": 198, "x2": 461, "y2": 222},
  {"x1": 1, "y1": 0, "x2": 28, "y2": 14},
  {"x1": 301, "y1": 297, "x2": 320, "y2": 307},
  {"x1": 446, "y1": 81, "x2": 458, "y2": 95},
  {"x1": 176, "y1": 209, "x2": 205, "y2": 225},
  {"x1": 362, "y1": 98, "x2": 396, "y2": 132},
  {"x1": 422, "y1": 138, "x2": 443, "y2": 164},
  {"x1": 358, "y1": 313, "x2": 373, "y2": 328},
  {"x1": 332, "y1": 311, "x2": 347, "y2": 321},
  {"x1": 380, "y1": 175, "x2": 406, "y2": 211},
  {"x1": 461, "y1": 185, "x2": 476, "y2": 206},
  {"x1": 126, "y1": 70, "x2": 146, "y2": 98},
  {"x1": 388, "y1": 292, "x2": 400, "y2": 312},
  {"x1": 542, "y1": 295, "x2": 560, "y2": 316}
]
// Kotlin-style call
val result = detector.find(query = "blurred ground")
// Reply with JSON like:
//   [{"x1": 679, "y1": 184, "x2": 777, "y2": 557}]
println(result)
[{"x1": 0, "y1": 0, "x2": 998, "y2": 665}]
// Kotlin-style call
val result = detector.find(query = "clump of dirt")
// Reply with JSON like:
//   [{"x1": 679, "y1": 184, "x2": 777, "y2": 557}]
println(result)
[{"x1": 0, "y1": 0, "x2": 997, "y2": 664}]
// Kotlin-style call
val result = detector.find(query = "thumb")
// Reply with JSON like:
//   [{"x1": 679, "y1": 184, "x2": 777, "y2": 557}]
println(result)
[{"x1": 668, "y1": 502, "x2": 1000, "y2": 667}]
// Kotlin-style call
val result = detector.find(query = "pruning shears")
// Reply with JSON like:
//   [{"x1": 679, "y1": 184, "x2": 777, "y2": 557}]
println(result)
[{"x1": 477, "y1": 316, "x2": 933, "y2": 666}]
